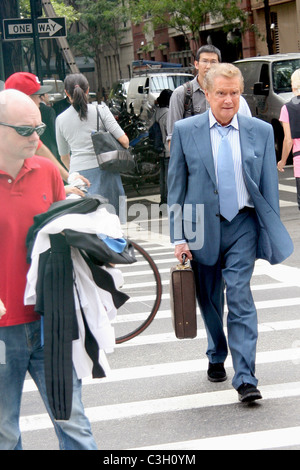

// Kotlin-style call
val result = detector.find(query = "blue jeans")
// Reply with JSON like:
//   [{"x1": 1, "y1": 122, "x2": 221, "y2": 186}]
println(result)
[
  {"x1": 80, "y1": 167, "x2": 126, "y2": 223},
  {"x1": 0, "y1": 321, "x2": 97, "y2": 450}
]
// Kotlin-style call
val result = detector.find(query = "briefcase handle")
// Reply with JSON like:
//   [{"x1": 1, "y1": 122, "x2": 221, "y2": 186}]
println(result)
[{"x1": 176, "y1": 253, "x2": 191, "y2": 271}]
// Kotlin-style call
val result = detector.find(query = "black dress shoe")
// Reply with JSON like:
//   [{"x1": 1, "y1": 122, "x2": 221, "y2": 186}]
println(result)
[
  {"x1": 238, "y1": 383, "x2": 262, "y2": 403},
  {"x1": 207, "y1": 362, "x2": 227, "y2": 382}
]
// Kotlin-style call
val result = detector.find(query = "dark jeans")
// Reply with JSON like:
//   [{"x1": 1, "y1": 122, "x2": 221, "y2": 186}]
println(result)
[{"x1": 160, "y1": 156, "x2": 169, "y2": 205}]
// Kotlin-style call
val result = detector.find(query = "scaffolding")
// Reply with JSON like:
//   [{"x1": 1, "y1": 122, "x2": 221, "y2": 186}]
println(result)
[{"x1": 42, "y1": 0, "x2": 79, "y2": 74}]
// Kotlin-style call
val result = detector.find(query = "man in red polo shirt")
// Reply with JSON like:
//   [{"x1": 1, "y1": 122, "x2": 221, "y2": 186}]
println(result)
[
  {"x1": 4, "y1": 72, "x2": 89, "y2": 197},
  {"x1": 0, "y1": 89, "x2": 97, "y2": 450}
]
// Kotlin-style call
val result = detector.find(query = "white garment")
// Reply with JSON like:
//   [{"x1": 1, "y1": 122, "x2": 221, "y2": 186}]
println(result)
[
  {"x1": 71, "y1": 249, "x2": 123, "y2": 379},
  {"x1": 24, "y1": 206, "x2": 125, "y2": 379}
]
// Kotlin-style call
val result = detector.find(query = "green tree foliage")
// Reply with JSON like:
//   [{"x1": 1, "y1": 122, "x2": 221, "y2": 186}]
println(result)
[
  {"x1": 129, "y1": 0, "x2": 250, "y2": 54},
  {"x1": 18, "y1": 0, "x2": 80, "y2": 76},
  {"x1": 68, "y1": 0, "x2": 130, "y2": 96},
  {"x1": 19, "y1": 0, "x2": 80, "y2": 25}
]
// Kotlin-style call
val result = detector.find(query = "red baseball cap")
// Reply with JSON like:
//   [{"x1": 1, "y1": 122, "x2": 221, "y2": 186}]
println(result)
[{"x1": 4, "y1": 72, "x2": 52, "y2": 96}]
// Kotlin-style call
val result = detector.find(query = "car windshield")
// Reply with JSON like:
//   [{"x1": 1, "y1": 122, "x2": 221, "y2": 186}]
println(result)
[
  {"x1": 150, "y1": 75, "x2": 193, "y2": 93},
  {"x1": 272, "y1": 59, "x2": 300, "y2": 93}
]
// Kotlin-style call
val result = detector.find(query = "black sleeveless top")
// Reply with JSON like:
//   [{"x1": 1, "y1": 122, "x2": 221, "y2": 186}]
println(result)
[{"x1": 286, "y1": 96, "x2": 300, "y2": 139}]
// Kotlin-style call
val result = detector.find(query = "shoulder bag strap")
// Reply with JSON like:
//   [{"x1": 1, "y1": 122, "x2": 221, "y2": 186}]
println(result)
[
  {"x1": 96, "y1": 105, "x2": 106, "y2": 132},
  {"x1": 183, "y1": 81, "x2": 194, "y2": 116}
]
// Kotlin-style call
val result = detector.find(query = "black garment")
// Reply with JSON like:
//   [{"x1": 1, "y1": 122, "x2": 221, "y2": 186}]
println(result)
[
  {"x1": 42, "y1": 234, "x2": 76, "y2": 421},
  {"x1": 26, "y1": 195, "x2": 106, "y2": 263},
  {"x1": 64, "y1": 230, "x2": 136, "y2": 267},
  {"x1": 40, "y1": 102, "x2": 60, "y2": 159},
  {"x1": 286, "y1": 97, "x2": 300, "y2": 139},
  {"x1": 27, "y1": 197, "x2": 136, "y2": 420},
  {"x1": 35, "y1": 234, "x2": 108, "y2": 421}
]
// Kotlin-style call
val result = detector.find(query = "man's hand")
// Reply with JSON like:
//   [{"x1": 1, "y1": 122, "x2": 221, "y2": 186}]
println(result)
[
  {"x1": 64, "y1": 186, "x2": 87, "y2": 197},
  {"x1": 174, "y1": 243, "x2": 192, "y2": 264},
  {"x1": 74, "y1": 174, "x2": 90, "y2": 188},
  {"x1": 66, "y1": 173, "x2": 91, "y2": 197},
  {"x1": 0, "y1": 299, "x2": 6, "y2": 320}
]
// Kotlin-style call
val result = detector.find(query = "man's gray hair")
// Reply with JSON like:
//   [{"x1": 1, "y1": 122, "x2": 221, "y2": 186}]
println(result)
[{"x1": 203, "y1": 63, "x2": 244, "y2": 93}]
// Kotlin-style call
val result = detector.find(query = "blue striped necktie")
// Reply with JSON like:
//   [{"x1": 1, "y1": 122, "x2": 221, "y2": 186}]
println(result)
[{"x1": 216, "y1": 124, "x2": 239, "y2": 222}]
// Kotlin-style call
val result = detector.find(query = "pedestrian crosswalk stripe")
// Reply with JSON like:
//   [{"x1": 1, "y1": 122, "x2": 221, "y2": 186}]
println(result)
[
  {"x1": 19, "y1": 227, "x2": 300, "y2": 449},
  {"x1": 115, "y1": 298, "x2": 300, "y2": 323},
  {"x1": 114, "y1": 318, "x2": 300, "y2": 345},
  {"x1": 279, "y1": 183, "x2": 297, "y2": 193},
  {"x1": 122, "y1": 279, "x2": 291, "y2": 290},
  {"x1": 124, "y1": 282, "x2": 297, "y2": 303},
  {"x1": 23, "y1": 346, "x2": 300, "y2": 393},
  {"x1": 19, "y1": 381, "x2": 300, "y2": 434},
  {"x1": 134, "y1": 425, "x2": 300, "y2": 450}
]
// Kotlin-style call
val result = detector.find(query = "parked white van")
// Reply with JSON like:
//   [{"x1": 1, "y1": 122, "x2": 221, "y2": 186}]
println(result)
[
  {"x1": 126, "y1": 72, "x2": 194, "y2": 119},
  {"x1": 234, "y1": 53, "x2": 300, "y2": 157}
]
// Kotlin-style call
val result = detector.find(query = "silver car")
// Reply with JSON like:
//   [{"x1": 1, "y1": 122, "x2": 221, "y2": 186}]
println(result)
[{"x1": 235, "y1": 53, "x2": 300, "y2": 158}]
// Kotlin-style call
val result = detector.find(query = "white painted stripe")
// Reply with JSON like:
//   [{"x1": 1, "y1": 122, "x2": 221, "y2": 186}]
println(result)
[
  {"x1": 139, "y1": 246, "x2": 173, "y2": 252},
  {"x1": 121, "y1": 260, "x2": 300, "y2": 286},
  {"x1": 124, "y1": 282, "x2": 297, "y2": 303},
  {"x1": 19, "y1": 381, "x2": 300, "y2": 433},
  {"x1": 122, "y1": 268, "x2": 171, "y2": 277},
  {"x1": 122, "y1": 280, "x2": 292, "y2": 292},
  {"x1": 116, "y1": 298, "x2": 300, "y2": 323},
  {"x1": 114, "y1": 319, "x2": 300, "y2": 345},
  {"x1": 23, "y1": 347, "x2": 300, "y2": 393},
  {"x1": 135, "y1": 250, "x2": 174, "y2": 256},
  {"x1": 121, "y1": 266, "x2": 288, "y2": 278},
  {"x1": 122, "y1": 257, "x2": 179, "y2": 267},
  {"x1": 122, "y1": 277, "x2": 295, "y2": 290},
  {"x1": 134, "y1": 426, "x2": 300, "y2": 450},
  {"x1": 122, "y1": 256, "x2": 300, "y2": 277},
  {"x1": 122, "y1": 279, "x2": 169, "y2": 289},
  {"x1": 280, "y1": 200, "x2": 298, "y2": 207},
  {"x1": 279, "y1": 183, "x2": 297, "y2": 193},
  {"x1": 122, "y1": 265, "x2": 297, "y2": 278}
]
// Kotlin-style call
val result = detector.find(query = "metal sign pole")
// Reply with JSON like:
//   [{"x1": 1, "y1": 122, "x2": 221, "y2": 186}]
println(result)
[{"x1": 30, "y1": 0, "x2": 43, "y2": 83}]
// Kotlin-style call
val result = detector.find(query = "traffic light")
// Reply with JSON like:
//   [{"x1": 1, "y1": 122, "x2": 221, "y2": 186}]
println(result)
[{"x1": 30, "y1": 0, "x2": 43, "y2": 18}]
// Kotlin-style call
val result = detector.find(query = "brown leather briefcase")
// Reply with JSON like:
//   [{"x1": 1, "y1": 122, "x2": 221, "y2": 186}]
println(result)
[{"x1": 170, "y1": 255, "x2": 197, "y2": 339}]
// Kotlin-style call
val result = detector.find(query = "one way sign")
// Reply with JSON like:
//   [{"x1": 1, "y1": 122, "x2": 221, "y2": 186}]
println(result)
[{"x1": 3, "y1": 17, "x2": 66, "y2": 41}]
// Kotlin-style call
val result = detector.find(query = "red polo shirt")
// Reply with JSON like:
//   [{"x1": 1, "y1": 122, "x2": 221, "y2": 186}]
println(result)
[{"x1": 0, "y1": 156, "x2": 66, "y2": 327}]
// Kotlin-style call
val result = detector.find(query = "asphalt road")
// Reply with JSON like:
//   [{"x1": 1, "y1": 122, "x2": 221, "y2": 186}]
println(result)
[{"x1": 19, "y1": 166, "x2": 300, "y2": 452}]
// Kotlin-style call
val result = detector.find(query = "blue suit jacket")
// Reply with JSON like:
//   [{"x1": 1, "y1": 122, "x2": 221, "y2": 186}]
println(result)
[{"x1": 168, "y1": 111, "x2": 293, "y2": 265}]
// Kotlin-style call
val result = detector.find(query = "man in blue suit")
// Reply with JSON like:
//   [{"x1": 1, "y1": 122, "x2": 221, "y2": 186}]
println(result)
[{"x1": 168, "y1": 63, "x2": 293, "y2": 403}]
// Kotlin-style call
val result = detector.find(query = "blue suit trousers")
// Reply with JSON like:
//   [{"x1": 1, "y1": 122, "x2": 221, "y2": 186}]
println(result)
[{"x1": 192, "y1": 209, "x2": 259, "y2": 390}]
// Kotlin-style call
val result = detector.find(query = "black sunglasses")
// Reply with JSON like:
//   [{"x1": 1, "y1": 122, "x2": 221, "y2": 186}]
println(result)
[{"x1": 0, "y1": 122, "x2": 46, "y2": 137}]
